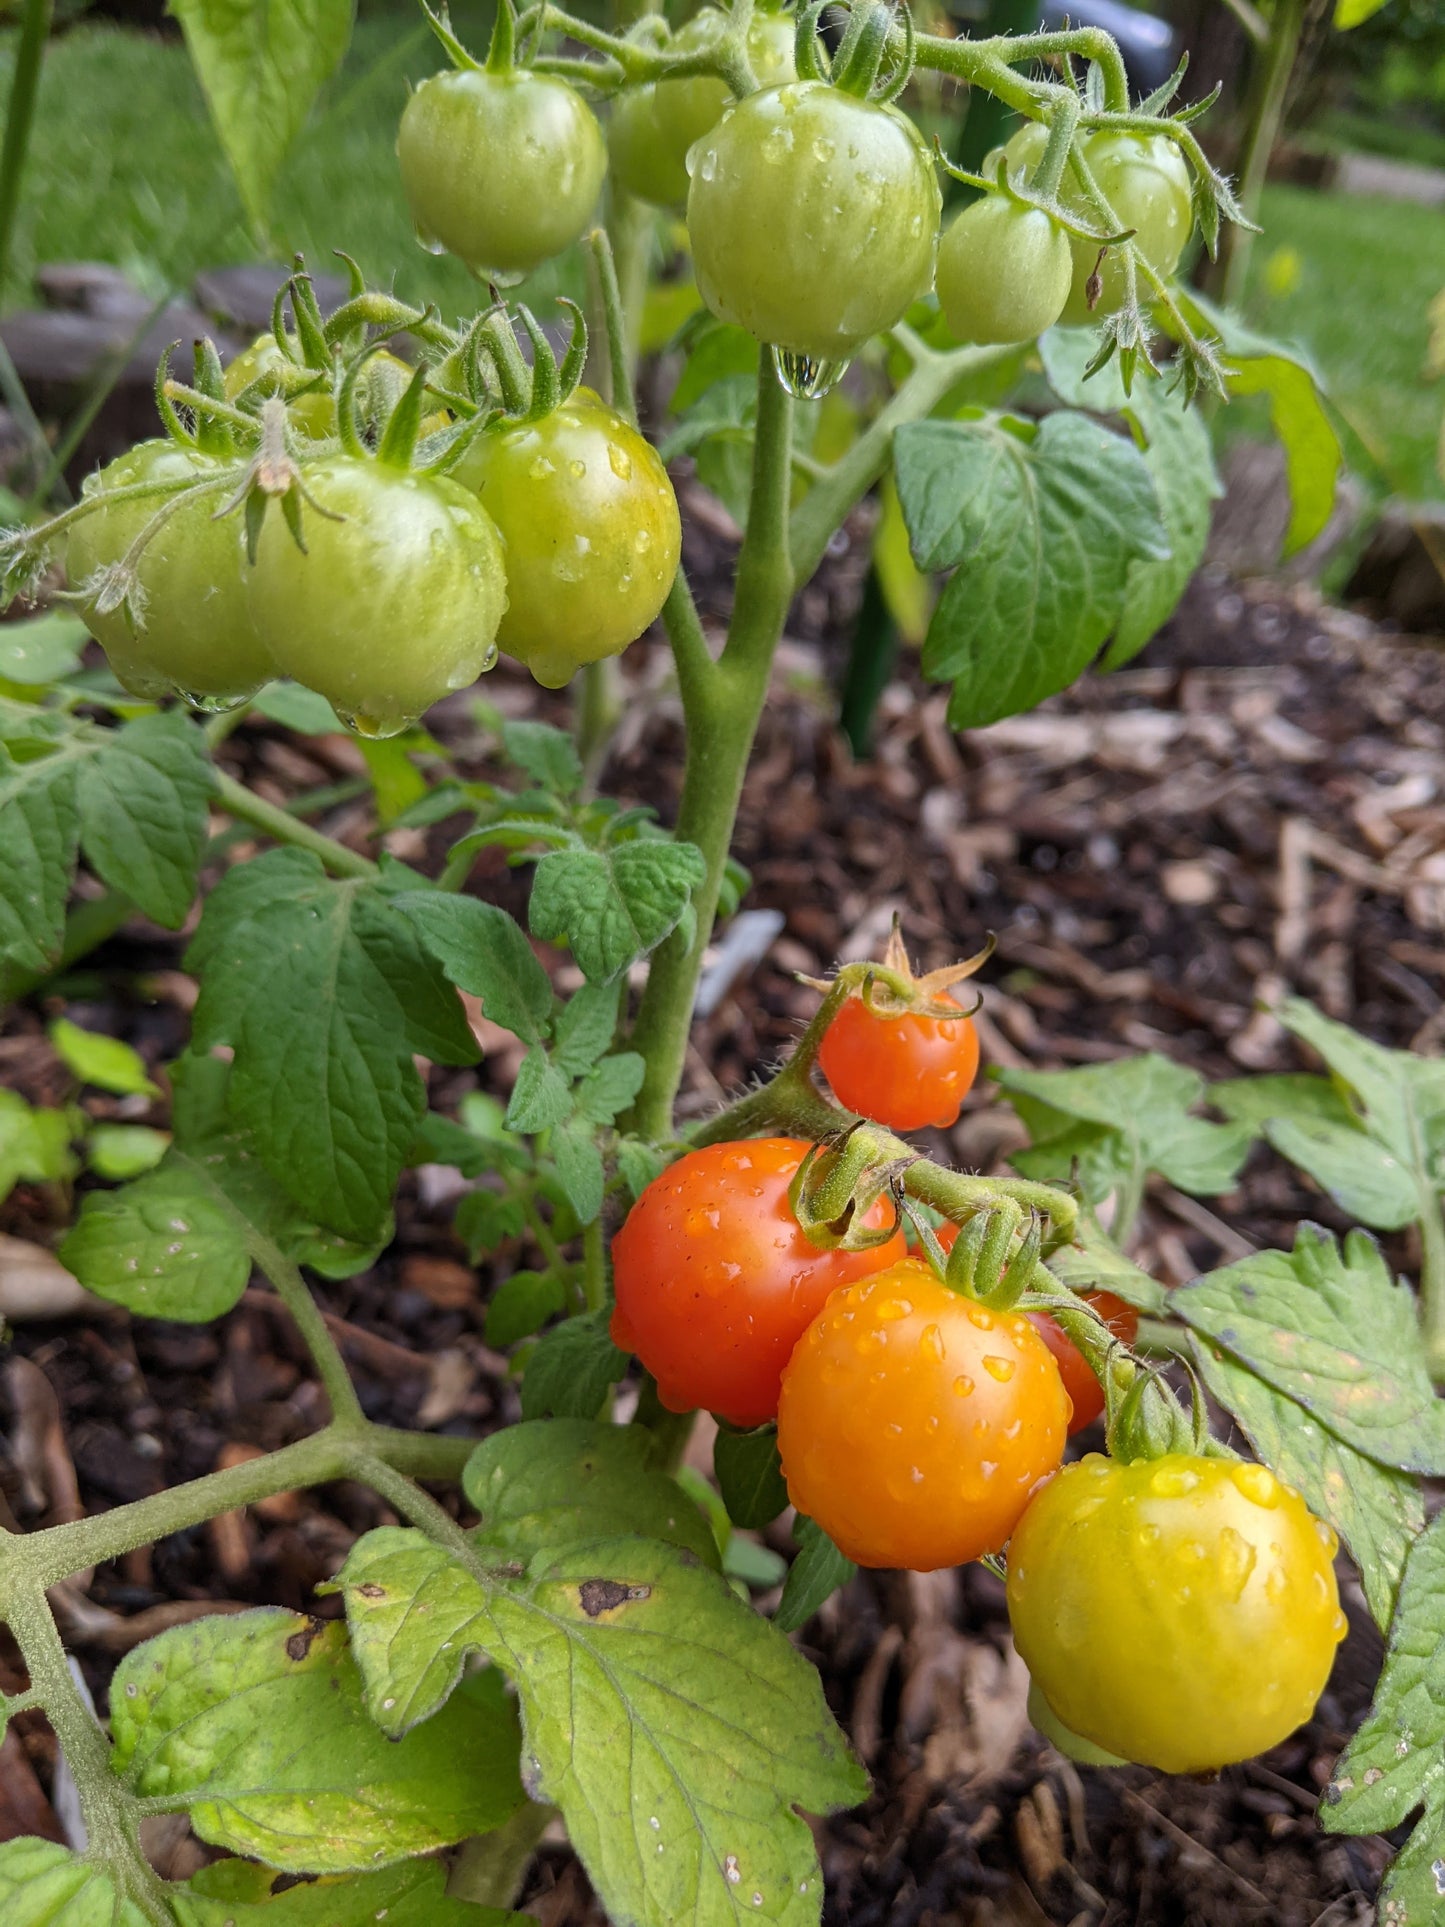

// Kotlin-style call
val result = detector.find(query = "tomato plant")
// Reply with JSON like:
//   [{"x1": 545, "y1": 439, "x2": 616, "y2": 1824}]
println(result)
[
  {"x1": 777, "y1": 1255, "x2": 1071, "y2": 1568},
  {"x1": 0, "y1": 0, "x2": 1406, "y2": 1921},
  {"x1": 610, "y1": 1136, "x2": 906, "y2": 1425},
  {"x1": 1008, "y1": 1454, "x2": 1348, "y2": 1772}
]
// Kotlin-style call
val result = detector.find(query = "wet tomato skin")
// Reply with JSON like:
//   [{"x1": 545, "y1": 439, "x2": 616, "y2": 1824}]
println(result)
[
  {"x1": 935, "y1": 1223, "x2": 1136, "y2": 1434},
  {"x1": 1008, "y1": 1453, "x2": 1348, "y2": 1772},
  {"x1": 609, "y1": 1137, "x2": 907, "y2": 1427},
  {"x1": 819, "y1": 993, "x2": 980, "y2": 1131},
  {"x1": 777, "y1": 1257, "x2": 1071, "y2": 1569}
]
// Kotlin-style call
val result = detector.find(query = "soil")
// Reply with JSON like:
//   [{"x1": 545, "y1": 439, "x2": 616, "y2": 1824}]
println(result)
[{"x1": 3, "y1": 492, "x2": 1442, "y2": 1922}]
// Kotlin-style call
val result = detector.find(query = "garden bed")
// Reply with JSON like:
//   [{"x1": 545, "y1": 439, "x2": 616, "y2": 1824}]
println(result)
[{"x1": 3, "y1": 537, "x2": 1441, "y2": 1921}]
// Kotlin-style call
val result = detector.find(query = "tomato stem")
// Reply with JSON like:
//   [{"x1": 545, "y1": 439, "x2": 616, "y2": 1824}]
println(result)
[{"x1": 211, "y1": 769, "x2": 381, "y2": 880}]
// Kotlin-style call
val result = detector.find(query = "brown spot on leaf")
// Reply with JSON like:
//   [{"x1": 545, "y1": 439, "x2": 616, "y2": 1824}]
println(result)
[
  {"x1": 357, "y1": 1583, "x2": 386, "y2": 1599},
  {"x1": 577, "y1": 1578, "x2": 651, "y2": 1618},
  {"x1": 285, "y1": 1616, "x2": 326, "y2": 1662}
]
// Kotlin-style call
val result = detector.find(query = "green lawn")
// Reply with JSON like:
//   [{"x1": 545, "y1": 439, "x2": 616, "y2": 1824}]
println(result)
[
  {"x1": 0, "y1": 6, "x2": 575, "y2": 322},
  {"x1": 1242, "y1": 182, "x2": 1444, "y2": 505}
]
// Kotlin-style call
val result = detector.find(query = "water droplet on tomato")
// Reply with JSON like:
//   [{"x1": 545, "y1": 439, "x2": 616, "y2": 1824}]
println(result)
[
  {"x1": 952, "y1": 1374, "x2": 974, "y2": 1398},
  {"x1": 983, "y1": 1355, "x2": 1015, "y2": 1383},
  {"x1": 772, "y1": 346, "x2": 850, "y2": 400},
  {"x1": 1149, "y1": 1464, "x2": 1200, "y2": 1498},
  {"x1": 919, "y1": 1323, "x2": 944, "y2": 1362},
  {"x1": 1230, "y1": 1462, "x2": 1279, "y2": 1508},
  {"x1": 608, "y1": 443, "x2": 633, "y2": 481}
]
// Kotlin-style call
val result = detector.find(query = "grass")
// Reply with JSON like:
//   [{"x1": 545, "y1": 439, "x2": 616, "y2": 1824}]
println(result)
[
  {"x1": 1243, "y1": 182, "x2": 1445, "y2": 506},
  {"x1": 0, "y1": 6, "x2": 576, "y2": 323}
]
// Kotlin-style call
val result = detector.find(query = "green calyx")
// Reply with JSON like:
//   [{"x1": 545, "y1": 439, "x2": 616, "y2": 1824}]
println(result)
[
  {"x1": 787, "y1": 1132, "x2": 903, "y2": 1253},
  {"x1": 473, "y1": 299, "x2": 589, "y2": 424},
  {"x1": 807, "y1": 0, "x2": 914, "y2": 102}
]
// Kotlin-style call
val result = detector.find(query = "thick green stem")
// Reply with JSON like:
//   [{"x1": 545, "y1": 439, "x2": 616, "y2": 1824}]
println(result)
[
  {"x1": 627, "y1": 358, "x2": 794, "y2": 1138},
  {"x1": 0, "y1": 0, "x2": 53, "y2": 306},
  {"x1": 257, "y1": 1245, "x2": 367, "y2": 1427},
  {"x1": 0, "y1": 1584, "x2": 171, "y2": 1923},
  {"x1": 212, "y1": 768, "x2": 379, "y2": 879},
  {"x1": 1216, "y1": 0, "x2": 1301, "y2": 306}
]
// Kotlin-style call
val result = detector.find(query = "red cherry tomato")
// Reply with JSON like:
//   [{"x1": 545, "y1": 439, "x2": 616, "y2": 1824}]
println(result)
[
  {"x1": 609, "y1": 1137, "x2": 907, "y2": 1427},
  {"x1": 777, "y1": 1256, "x2": 1071, "y2": 1569},
  {"x1": 936, "y1": 1221, "x2": 1137, "y2": 1433},
  {"x1": 819, "y1": 992, "x2": 980, "y2": 1131}
]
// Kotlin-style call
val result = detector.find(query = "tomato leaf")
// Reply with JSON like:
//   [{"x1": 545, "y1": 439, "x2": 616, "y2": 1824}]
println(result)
[
  {"x1": 1045, "y1": 1213, "x2": 1169, "y2": 1317},
  {"x1": 0, "y1": 1839, "x2": 150, "y2": 1926},
  {"x1": 0, "y1": 1090, "x2": 78, "y2": 1204},
  {"x1": 463, "y1": 1419, "x2": 719, "y2": 1574},
  {"x1": 1191, "y1": 1338, "x2": 1421, "y2": 1630},
  {"x1": 1322, "y1": 1506, "x2": 1445, "y2": 1921},
  {"x1": 485, "y1": 1268, "x2": 566, "y2": 1348},
  {"x1": 395, "y1": 892, "x2": 553, "y2": 1045},
  {"x1": 457, "y1": 1189, "x2": 529, "y2": 1259},
  {"x1": 995, "y1": 1054, "x2": 1251, "y2": 1207},
  {"x1": 1175, "y1": 1224, "x2": 1445, "y2": 1476},
  {"x1": 506, "y1": 1043, "x2": 573, "y2": 1134},
  {"x1": 574, "y1": 1051, "x2": 646, "y2": 1126},
  {"x1": 48, "y1": 1016, "x2": 159, "y2": 1097},
  {"x1": 497, "y1": 718, "x2": 583, "y2": 797},
  {"x1": 552, "y1": 1115, "x2": 606, "y2": 1222},
  {"x1": 188, "y1": 851, "x2": 471, "y2": 1240},
  {"x1": 519, "y1": 1308, "x2": 627, "y2": 1420},
  {"x1": 550, "y1": 981, "x2": 622, "y2": 1076},
  {"x1": 329, "y1": 1529, "x2": 866, "y2": 1926},
  {"x1": 0, "y1": 612, "x2": 88, "y2": 686},
  {"x1": 109, "y1": 1609, "x2": 523, "y2": 1873},
  {"x1": 0, "y1": 743, "x2": 80, "y2": 972},
  {"x1": 177, "y1": 1857, "x2": 525, "y2": 1925},
  {"x1": 893, "y1": 411, "x2": 1169, "y2": 729},
  {"x1": 76, "y1": 710, "x2": 213, "y2": 928},
  {"x1": 774, "y1": 1516, "x2": 856, "y2": 1634},
  {"x1": 714, "y1": 1425, "x2": 789, "y2": 1531},
  {"x1": 529, "y1": 841, "x2": 707, "y2": 985},
  {"x1": 170, "y1": 0, "x2": 354, "y2": 239}
]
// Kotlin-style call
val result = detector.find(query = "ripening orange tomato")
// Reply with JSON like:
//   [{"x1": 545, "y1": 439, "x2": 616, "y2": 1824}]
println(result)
[
  {"x1": 609, "y1": 1137, "x2": 907, "y2": 1427},
  {"x1": 777, "y1": 1257, "x2": 1070, "y2": 1569},
  {"x1": 819, "y1": 992, "x2": 980, "y2": 1131}
]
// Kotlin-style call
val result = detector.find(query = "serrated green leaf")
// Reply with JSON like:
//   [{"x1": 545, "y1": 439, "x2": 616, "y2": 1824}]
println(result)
[
  {"x1": 350, "y1": 893, "x2": 478, "y2": 1068},
  {"x1": 506, "y1": 1044, "x2": 573, "y2": 1135},
  {"x1": 774, "y1": 1517, "x2": 856, "y2": 1634},
  {"x1": 109, "y1": 1609, "x2": 523, "y2": 1871},
  {"x1": 188, "y1": 851, "x2": 434, "y2": 1240},
  {"x1": 1210, "y1": 1072, "x2": 1353, "y2": 1132},
  {"x1": 551, "y1": 981, "x2": 621, "y2": 1077},
  {"x1": 396, "y1": 893, "x2": 553, "y2": 1045},
  {"x1": 530, "y1": 841, "x2": 707, "y2": 984},
  {"x1": 1190, "y1": 1338, "x2": 1420, "y2": 1630},
  {"x1": 1267, "y1": 1117, "x2": 1420, "y2": 1229},
  {"x1": 0, "y1": 747, "x2": 79, "y2": 972},
  {"x1": 1322, "y1": 1507, "x2": 1445, "y2": 1919},
  {"x1": 61, "y1": 1163, "x2": 252, "y2": 1320},
  {"x1": 520, "y1": 1308, "x2": 626, "y2": 1420},
  {"x1": 1045, "y1": 1212, "x2": 1168, "y2": 1315},
  {"x1": 49, "y1": 1016, "x2": 159, "y2": 1097},
  {"x1": 457, "y1": 1188, "x2": 529, "y2": 1259},
  {"x1": 1175, "y1": 1224, "x2": 1445, "y2": 1475},
  {"x1": 177, "y1": 1857, "x2": 525, "y2": 1925},
  {"x1": 77, "y1": 710, "x2": 212, "y2": 927},
  {"x1": 714, "y1": 1426, "x2": 789, "y2": 1530},
  {"x1": 0, "y1": 1839, "x2": 150, "y2": 1926},
  {"x1": 552, "y1": 1117, "x2": 605, "y2": 1223},
  {"x1": 499, "y1": 719, "x2": 583, "y2": 795},
  {"x1": 618, "y1": 1136, "x2": 670, "y2": 1201},
  {"x1": 0, "y1": 612, "x2": 88, "y2": 686},
  {"x1": 170, "y1": 0, "x2": 354, "y2": 237},
  {"x1": 997, "y1": 1055, "x2": 1251, "y2": 1203},
  {"x1": 485, "y1": 1268, "x2": 565, "y2": 1347},
  {"x1": 575, "y1": 1052, "x2": 646, "y2": 1127},
  {"x1": 464, "y1": 1419, "x2": 718, "y2": 1574},
  {"x1": 330, "y1": 1530, "x2": 866, "y2": 1926},
  {"x1": 894, "y1": 412, "x2": 1169, "y2": 729}
]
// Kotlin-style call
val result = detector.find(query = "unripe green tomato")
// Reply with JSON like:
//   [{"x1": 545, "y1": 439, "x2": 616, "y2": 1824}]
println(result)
[
  {"x1": 453, "y1": 389, "x2": 681, "y2": 690},
  {"x1": 687, "y1": 83, "x2": 941, "y2": 369},
  {"x1": 936, "y1": 196, "x2": 1071, "y2": 345},
  {"x1": 652, "y1": 9, "x2": 797, "y2": 171},
  {"x1": 1058, "y1": 130, "x2": 1193, "y2": 324},
  {"x1": 608, "y1": 85, "x2": 691, "y2": 207},
  {"x1": 66, "y1": 440, "x2": 274, "y2": 711},
  {"x1": 1007, "y1": 1453, "x2": 1348, "y2": 1774},
  {"x1": 243, "y1": 457, "x2": 508, "y2": 736},
  {"x1": 397, "y1": 69, "x2": 607, "y2": 280},
  {"x1": 223, "y1": 337, "x2": 449, "y2": 441}
]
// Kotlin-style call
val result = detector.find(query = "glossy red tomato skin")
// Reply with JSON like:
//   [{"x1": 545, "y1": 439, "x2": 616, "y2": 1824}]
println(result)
[
  {"x1": 819, "y1": 993, "x2": 980, "y2": 1131},
  {"x1": 935, "y1": 1222, "x2": 1136, "y2": 1434},
  {"x1": 609, "y1": 1137, "x2": 907, "y2": 1427},
  {"x1": 778, "y1": 1257, "x2": 1071, "y2": 1569}
]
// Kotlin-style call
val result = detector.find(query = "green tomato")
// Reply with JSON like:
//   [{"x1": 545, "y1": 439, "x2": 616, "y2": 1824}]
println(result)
[
  {"x1": 936, "y1": 196, "x2": 1071, "y2": 345},
  {"x1": 608, "y1": 85, "x2": 692, "y2": 208},
  {"x1": 223, "y1": 337, "x2": 450, "y2": 442},
  {"x1": 687, "y1": 82, "x2": 941, "y2": 376},
  {"x1": 454, "y1": 389, "x2": 681, "y2": 689},
  {"x1": 1007, "y1": 1453, "x2": 1348, "y2": 1774},
  {"x1": 397, "y1": 69, "x2": 607, "y2": 280},
  {"x1": 652, "y1": 10, "x2": 797, "y2": 171},
  {"x1": 66, "y1": 440, "x2": 273, "y2": 711},
  {"x1": 244, "y1": 457, "x2": 508, "y2": 736}
]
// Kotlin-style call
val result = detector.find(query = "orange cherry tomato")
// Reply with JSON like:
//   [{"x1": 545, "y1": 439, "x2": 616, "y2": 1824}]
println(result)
[
  {"x1": 935, "y1": 1222, "x2": 1137, "y2": 1434},
  {"x1": 818, "y1": 992, "x2": 980, "y2": 1131},
  {"x1": 609, "y1": 1137, "x2": 907, "y2": 1428},
  {"x1": 777, "y1": 1257, "x2": 1070, "y2": 1569}
]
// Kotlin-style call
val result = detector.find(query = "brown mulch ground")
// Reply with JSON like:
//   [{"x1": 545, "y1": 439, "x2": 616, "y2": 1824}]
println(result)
[{"x1": 3, "y1": 509, "x2": 1443, "y2": 1921}]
